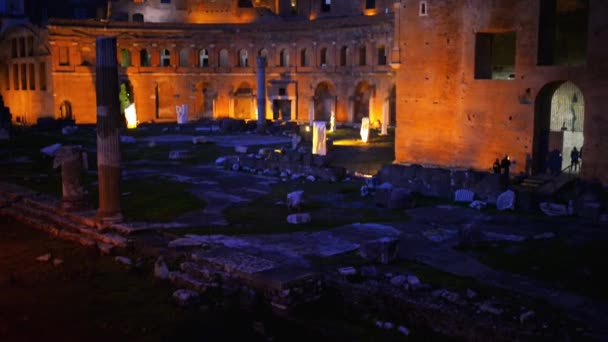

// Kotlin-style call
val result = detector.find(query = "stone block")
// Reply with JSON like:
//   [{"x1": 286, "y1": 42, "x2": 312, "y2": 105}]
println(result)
[
  {"x1": 389, "y1": 187, "x2": 415, "y2": 209},
  {"x1": 287, "y1": 213, "x2": 311, "y2": 224},
  {"x1": 358, "y1": 237, "x2": 399, "y2": 264}
]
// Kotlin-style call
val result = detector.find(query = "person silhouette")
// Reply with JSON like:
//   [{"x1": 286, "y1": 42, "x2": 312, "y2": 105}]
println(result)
[{"x1": 570, "y1": 147, "x2": 580, "y2": 172}]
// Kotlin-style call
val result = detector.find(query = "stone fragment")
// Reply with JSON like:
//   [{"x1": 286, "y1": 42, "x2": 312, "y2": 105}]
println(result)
[
  {"x1": 286, "y1": 213, "x2": 311, "y2": 224},
  {"x1": 406, "y1": 275, "x2": 421, "y2": 286},
  {"x1": 360, "y1": 185, "x2": 370, "y2": 197},
  {"x1": 53, "y1": 258, "x2": 64, "y2": 266},
  {"x1": 306, "y1": 175, "x2": 315, "y2": 182},
  {"x1": 154, "y1": 256, "x2": 170, "y2": 280},
  {"x1": 519, "y1": 310, "x2": 535, "y2": 324},
  {"x1": 539, "y1": 202, "x2": 568, "y2": 216},
  {"x1": 390, "y1": 275, "x2": 406, "y2": 286},
  {"x1": 478, "y1": 302, "x2": 503, "y2": 316},
  {"x1": 358, "y1": 237, "x2": 399, "y2": 264},
  {"x1": 397, "y1": 325, "x2": 410, "y2": 336},
  {"x1": 114, "y1": 256, "x2": 132, "y2": 266},
  {"x1": 383, "y1": 322, "x2": 393, "y2": 330},
  {"x1": 235, "y1": 145, "x2": 248, "y2": 153},
  {"x1": 286, "y1": 190, "x2": 304, "y2": 210},
  {"x1": 338, "y1": 266, "x2": 357, "y2": 276},
  {"x1": 173, "y1": 289, "x2": 200, "y2": 307},
  {"x1": 454, "y1": 189, "x2": 475, "y2": 202},
  {"x1": 36, "y1": 253, "x2": 51, "y2": 262},
  {"x1": 231, "y1": 163, "x2": 240, "y2": 171},
  {"x1": 40, "y1": 143, "x2": 62, "y2": 157},
  {"x1": 215, "y1": 156, "x2": 227, "y2": 164},
  {"x1": 469, "y1": 200, "x2": 487, "y2": 210},
  {"x1": 496, "y1": 190, "x2": 515, "y2": 211}
]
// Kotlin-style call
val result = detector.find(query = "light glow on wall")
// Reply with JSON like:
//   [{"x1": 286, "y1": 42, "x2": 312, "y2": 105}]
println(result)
[{"x1": 125, "y1": 103, "x2": 137, "y2": 129}]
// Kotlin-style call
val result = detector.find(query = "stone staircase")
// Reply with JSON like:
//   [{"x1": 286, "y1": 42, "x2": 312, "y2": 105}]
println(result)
[
  {"x1": 0, "y1": 186, "x2": 131, "y2": 254},
  {"x1": 169, "y1": 246, "x2": 323, "y2": 311}
]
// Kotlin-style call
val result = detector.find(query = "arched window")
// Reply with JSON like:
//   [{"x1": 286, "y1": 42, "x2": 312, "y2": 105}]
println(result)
[
  {"x1": 238, "y1": 49, "x2": 248, "y2": 67},
  {"x1": 377, "y1": 44, "x2": 387, "y2": 65},
  {"x1": 300, "y1": 48, "x2": 310, "y2": 66},
  {"x1": 199, "y1": 49, "x2": 209, "y2": 67},
  {"x1": 359, "y1": 45, "x2": 367, "y2": 66},
  {"x1": 120, "y1": 49, "x2": 131, "y2": 67},
  {"x1": 340, "y1": 46, "x2": 348, "y2": 66},
  {"x1": 320, "y1": 47, "x2": 328, "y2": 66},
  {"x1": 179, "y1": 48, "x2": 189, "y2": 67},
  {"x1": 140, "y1": 49, "x2": 151, "y2": 67},
  {"x1": 132, "y1": 13, "x2": 144, "y2": 22},
  {"x1": 279, "y1": 49, "x2": 289, "y2": 67},
  {"x1": 219, "y1": 49, "x2": 229, "y2": 67},
  {"x1": 161, "y1": 49, "x2": 171, "y2": 67}
]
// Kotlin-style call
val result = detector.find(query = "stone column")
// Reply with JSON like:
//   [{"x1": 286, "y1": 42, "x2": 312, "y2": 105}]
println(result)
[
  {"x1": 309, "y1": 97, "x2": 315, "y2": 126},
  {"x1": 256, "y1": 56, "x2": 267, "y2": 128},
  {"x1": 95, "y1": 37, "x2": 122, "y2": 224},
  {"x1": 381, "y1": 98, "x2": 389, "y2": 135},
  {"x1": 55, "y1": 146, "x2": 86, "y2": 210}
]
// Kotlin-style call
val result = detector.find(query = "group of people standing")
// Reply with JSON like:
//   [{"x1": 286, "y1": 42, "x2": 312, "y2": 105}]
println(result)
[{"x1": 493, "y1": 155, "x2": 511, "y2": 188}]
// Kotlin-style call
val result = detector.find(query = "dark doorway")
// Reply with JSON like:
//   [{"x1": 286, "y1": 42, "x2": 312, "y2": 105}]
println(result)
[{"x1": 272, "y1": 100, "x2": 291, "y2": 121}]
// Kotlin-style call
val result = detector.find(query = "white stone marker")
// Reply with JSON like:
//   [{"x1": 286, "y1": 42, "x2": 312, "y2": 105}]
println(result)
[
  {"x1": 176, "y1": 104, "x2": 188, "y2": 124},
  {"x1": 312, "y1": 121, "x2": 326, "y2": 156},
  {"x1": 360, "y1": 117, "x2": 370, "y2": 143}
]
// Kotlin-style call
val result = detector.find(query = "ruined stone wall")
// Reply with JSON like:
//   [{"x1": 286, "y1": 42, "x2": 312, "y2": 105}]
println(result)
[
  {"x1": 47, "y1": 14, "x2": 394, "y2": 125},
  {"x1": 394, "y1": 0, "x2": 608, "y2": 184}
]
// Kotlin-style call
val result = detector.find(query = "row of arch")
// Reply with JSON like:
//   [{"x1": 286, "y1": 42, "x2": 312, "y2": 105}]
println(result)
[{"x1": 119, "y1": 43, "x2": 390, "y2": 68}]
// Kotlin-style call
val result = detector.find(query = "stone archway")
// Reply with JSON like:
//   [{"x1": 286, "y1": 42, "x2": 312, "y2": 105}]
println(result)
[
  {"x1": 353, "y1": 81, "x2": 373, "y2": 123},
  {"x1": 533, "y1": 81, "x2": 585, "y2": 174},
  {"x1": 313, "y1": 82, "x2": 334, "y2": 122}
]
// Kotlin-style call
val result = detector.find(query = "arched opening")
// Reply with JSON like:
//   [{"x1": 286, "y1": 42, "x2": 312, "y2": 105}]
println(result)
[
  {"x1": 218, "y1": 49, "x2": 229, "y2": 67},
  {"x1": 340, "y1": 46, "x2": 349, "y2": 66},
  {"x1": 319, "y1": 47, "x2": 328, "y2": 66},
  {"x1": 279, "y1": 49, "x2": 289, "y2": 67},
  {"x1": 179, "y1": 48, "x2": 189, "y2": 67},
  {"x1": 120, "y1": 49, "x2": 131, "y2": 67},
  {"x1": 199, "y1": 49, "x2": 209, "y2": 67},
  {"x1": 132, "y1": 13, "x2": 144, "y2": 22},
  {"x1": 161, "y1": 49, "x2": 171, "y2": 67},
  {"x1": 195, "y1": 81, "x2": 214, "y2": 120},
  {"x1": 353, "y1": 81, "x2": 373, "y2": 123},
  {"x1": 300, "y1": 48, "x2": 310, "y2": 67},
  {"x1": 119, "y1": 80, "x2": 133, "y2": 126},
  {"x1": 533, "y1": 81, "x2": 585, "y2": 175},
  {"x1": 233, "y1": 82, "x2": 254, "y2": 119},
  {"x1": 59, "y1": 100, "x2": 73, "y2": 120},
  {"x1": 238, "y1": 49, "x2": 248, "y2": 67},
  {"x1": 313, "y1": 82, "x2": 334, "y2": 122},
  {"x1": 140, "y1": 49, "x2": 151, "y2": 67}
]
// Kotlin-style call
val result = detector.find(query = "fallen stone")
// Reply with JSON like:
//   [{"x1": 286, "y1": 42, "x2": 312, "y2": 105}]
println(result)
[
  {"x1": 306, "y1": 175, "x2": 316, "y2": 182},
  {"x1": 519, "y1": 310, "x2": 535, "y2": 324},
  {"x1": 478, "y1": 302, "x2": 503, "y2": 316},
  {"x1": 375, "y1": 321, "x2": 383, "y2": 328},
  {"x1": 114, "y1": 256, "x2": 132, "y2": 266},
  {"x1": 469, "y1": 200, "x2": 487, "y2": 210},
  {"x1": 53, "y1": 258, "x2": 64, "y2": 266},
  {"x1": 235, "y1": 145, "x2": 248, "y2": 153},
  {"x1": 358, "y1": 237, "x2": 399, "y2": 264},
  {"x1": 173, "y1": 289, "x2": 200, "y2": 307},
  {"x1": 397, "y1": 325, "x2": 410, "y2": 336},
  {"x1": 120, "y1": 136, "x2": 136, "y2": 144},
  {"x1": 406, "y1": 275, "x2": 421, "y2": 286},
  {"x1": 168, "y1": 238, "x2": 204, "y2": 249},
  {"x1": 539, "y1": 202, "x2": 568, "y2": 216},
  {"x1": 485, "y1": 232, "x2": 525, "y2": 242},
  {"x1": 360, "y1": 185, "x2": 370, "y2": 197},
  {"x1": 40, "y1": 143, "x2": 62, "y2": 157},
  {"x1": 154, "y1": 256, "x2": 170, "y2": 280},
  {"x1": 36, "y1": 253, "x2": 51, "y2": 262},
  {"x1": 389, "y1": 187, "x2": 415, "y2": 209},
  {"x1": 231, "y1": 163, "x2": 240, "y2": 171},
  {"x1": 215, "y1": 156, "x2": 227, "y2": 164},
  {"x1": 287, "y1": 190, "x2": 304, "y2": 210},
  {"x1": 287, "y1": 213, "x2": 311, "y2": 224},
  {"x1": 383, "y1": 322, "x2": 394, "y2": 330},
  {"x1": 496, "y1": 190, "x2": 515, "y2": 211},
  {"x1": 338, "y1": 266, "x2": 357, "y2": 276},
  {"x1": 454, "y1": 189, "x2": 475, "y2": 203},
  {"x1": 390, "y1": 275, "x2": 406, "y2": 286},
  {"x1": 377, "y1": 182, "x2": 393, "y2": 190}
]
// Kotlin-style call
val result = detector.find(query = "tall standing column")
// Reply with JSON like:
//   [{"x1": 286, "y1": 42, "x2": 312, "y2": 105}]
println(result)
[
  {"x1": 96, "y1": 37, "x2": 122, "y2": 224},
  {"x1": 256, "y1": 56, "x2": 267, "y2": 129}
]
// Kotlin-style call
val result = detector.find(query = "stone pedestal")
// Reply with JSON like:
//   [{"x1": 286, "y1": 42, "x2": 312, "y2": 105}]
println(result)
[
  {"x1": 256, "y1": 56, "x2": 267, "y2": 129},
  {"x1": 55, "y1": 146, "x2": 86, "y2": 210}
]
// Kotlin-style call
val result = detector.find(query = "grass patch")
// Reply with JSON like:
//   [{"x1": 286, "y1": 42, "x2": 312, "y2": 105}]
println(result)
[{"x1": 460, "y1": 238, "x2": 608, "y2": 302}]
